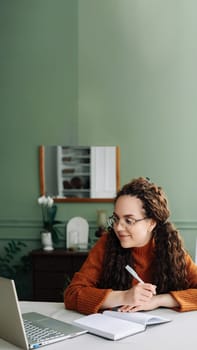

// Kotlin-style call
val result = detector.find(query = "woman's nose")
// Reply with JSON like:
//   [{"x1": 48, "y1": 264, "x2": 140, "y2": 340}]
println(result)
[{"x1": 116, "y1": 219, "x2": 125, "y2": 229}]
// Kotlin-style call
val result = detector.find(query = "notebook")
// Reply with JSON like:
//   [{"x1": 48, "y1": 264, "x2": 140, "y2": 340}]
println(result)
[
  {"x1": 0, "y1": 277, "x2": 87, "y2": 349},
  {"x1": 73, "y1": 309, "x2": 171, "y2": 340}
]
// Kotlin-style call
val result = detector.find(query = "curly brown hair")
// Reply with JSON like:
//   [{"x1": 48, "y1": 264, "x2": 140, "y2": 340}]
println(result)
[{"x1": 98, "y1": 177, "x2": 189, "y2": 293}]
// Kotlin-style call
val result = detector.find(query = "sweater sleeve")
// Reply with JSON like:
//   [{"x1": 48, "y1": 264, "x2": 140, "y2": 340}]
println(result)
[
  {"x1": 170, "y1": 253, "x2": 197, "y2": 312},
  {"x1": 64, "y1": 234, "x2": 112, "y2": 315}
]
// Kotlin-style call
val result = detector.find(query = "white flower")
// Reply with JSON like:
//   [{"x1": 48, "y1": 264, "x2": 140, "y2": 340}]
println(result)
[
  {"x1": 38, "y1": 195, "x2": 53, "y2": 206},
  {"x1": 38, "y1": 195, "x2": 46, "y2": 205},
  {"x1": 47, "y1": 196, "x2": 54, "y2": 207}
]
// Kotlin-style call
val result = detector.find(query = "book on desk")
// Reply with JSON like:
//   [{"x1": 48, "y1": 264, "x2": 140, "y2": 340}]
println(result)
[{"x1": 73, "y1": 310, "x2": 171, "y2": 340}]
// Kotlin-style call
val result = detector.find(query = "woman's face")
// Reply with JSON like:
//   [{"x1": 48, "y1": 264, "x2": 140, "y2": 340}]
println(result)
[{"x1": 113, "y1": 195, "x2": 156, "y2": 248}]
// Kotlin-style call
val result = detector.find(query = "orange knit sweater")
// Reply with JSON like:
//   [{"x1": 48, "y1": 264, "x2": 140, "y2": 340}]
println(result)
[{"x1": 64, "y1": 234, "x2": 197, "y2": 314}]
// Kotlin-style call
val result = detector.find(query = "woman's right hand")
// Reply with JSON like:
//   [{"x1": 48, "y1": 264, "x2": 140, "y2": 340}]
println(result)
[{"x1": 118, "y1": 283, "x2": 156, "y2": 312}]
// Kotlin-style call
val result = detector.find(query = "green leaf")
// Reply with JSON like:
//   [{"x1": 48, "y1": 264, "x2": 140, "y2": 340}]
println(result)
[{"x1": 47, "y1": 205, "x2": 57, "y2": 224}]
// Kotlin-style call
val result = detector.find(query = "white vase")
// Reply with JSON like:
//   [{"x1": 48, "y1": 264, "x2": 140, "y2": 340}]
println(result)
[{"x1": 41, "y1": 232, "x2": 54, "y2": 251}]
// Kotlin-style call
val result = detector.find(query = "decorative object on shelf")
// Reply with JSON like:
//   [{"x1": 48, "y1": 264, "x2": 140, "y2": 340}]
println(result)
[
  {"x1": 95, "y1": 210, "x2": 108, "y2": 237},
  {"x1": 97, "y1": 210, "x2": 107, "y2": 227},
  {"x1": 66, "y1": 217, "x2": 89, "y2": 250},
  {"x1": 67, "y1": 231, "x2": 79, "y2": 251},
  {"x1": 37, "y1": 195, "x2": 62, "y2": 244},
  {"x1": 40, "y1": 232, "x2": 54, "y2": 251}
]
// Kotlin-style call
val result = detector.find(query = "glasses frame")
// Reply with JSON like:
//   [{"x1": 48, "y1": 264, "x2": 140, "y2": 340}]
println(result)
[{"x1": 107, "y1": 215, "x2": 147, "y2": 228}]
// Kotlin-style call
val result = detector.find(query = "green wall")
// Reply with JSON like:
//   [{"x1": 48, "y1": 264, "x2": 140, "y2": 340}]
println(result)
[
  {"x1": 0, "y1": 0, "x2": 78, "y2": 238},
  {"x1": 78, "y1": 0, "x2": 197, "y2": 257},
  {"x1": 0, "y1": 0, "x2": 197, "y2": 261}
]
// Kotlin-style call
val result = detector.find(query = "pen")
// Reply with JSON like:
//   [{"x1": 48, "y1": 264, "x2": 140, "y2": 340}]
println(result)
[{"x1": 125, "y1": 264, "x2": 144, "y2": 284}]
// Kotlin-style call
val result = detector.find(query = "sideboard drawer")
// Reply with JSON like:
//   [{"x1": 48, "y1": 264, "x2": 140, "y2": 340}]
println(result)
[
  {"x1": 33, "y1": 256, "x2": 73, "y2": 271},
  {"x1": 31, "y1": 249, "x2": 88, "y2": 302}
]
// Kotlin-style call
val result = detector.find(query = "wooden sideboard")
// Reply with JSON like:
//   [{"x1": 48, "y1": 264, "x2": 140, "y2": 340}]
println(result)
[{"x1": 30, "y1": 249, "x2": 88, "y2": 302}]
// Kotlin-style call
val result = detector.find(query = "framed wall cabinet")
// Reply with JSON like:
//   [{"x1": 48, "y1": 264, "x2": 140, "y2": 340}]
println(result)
[{"x1": 39, "y1": 145, "x2": 120, "y2": 202}]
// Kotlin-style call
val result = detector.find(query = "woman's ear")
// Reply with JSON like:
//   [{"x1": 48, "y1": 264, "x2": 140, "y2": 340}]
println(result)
[{"x1": 149, "y1": 219, "x2": 157, "y2": 232}]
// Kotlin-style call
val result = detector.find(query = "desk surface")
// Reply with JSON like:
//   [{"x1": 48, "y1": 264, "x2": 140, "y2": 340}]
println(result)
[{"x1": 1, "y1": 301, "x2": 197, "y2": 350}]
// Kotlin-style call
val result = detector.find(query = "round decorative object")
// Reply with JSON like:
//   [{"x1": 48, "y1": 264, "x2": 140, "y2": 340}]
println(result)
[{"x1": 66, "y1": 217, "x2": 89, "y2": 250}]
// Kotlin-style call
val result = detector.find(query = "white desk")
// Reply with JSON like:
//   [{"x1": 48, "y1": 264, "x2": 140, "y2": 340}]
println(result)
[{"x1": 1, "y1": 301, "x2": 197, "y2": 350}]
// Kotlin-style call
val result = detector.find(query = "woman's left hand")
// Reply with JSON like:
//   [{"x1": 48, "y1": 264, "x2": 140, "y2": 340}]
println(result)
[
  {"x1": 118, "y1": 295, "x2": 159, "y2": 312},
  {"x1": 118, "y1": 293, "x2": 179, "y2": 312}
]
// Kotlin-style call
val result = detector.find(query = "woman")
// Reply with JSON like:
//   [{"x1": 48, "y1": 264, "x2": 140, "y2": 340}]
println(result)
[{"x1": 64, "y1": 177, "x2": 197, "y2": 314}]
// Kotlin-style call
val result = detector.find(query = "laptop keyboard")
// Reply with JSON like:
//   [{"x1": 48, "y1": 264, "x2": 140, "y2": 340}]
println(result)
[{"x1": 24, "y1": 319, "x2": 65, "y2": 342}]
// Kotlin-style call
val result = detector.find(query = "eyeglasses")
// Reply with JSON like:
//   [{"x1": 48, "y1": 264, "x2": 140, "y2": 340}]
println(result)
[{"x1": 107, "y1": 215, "x2": 147, "y2": 228}]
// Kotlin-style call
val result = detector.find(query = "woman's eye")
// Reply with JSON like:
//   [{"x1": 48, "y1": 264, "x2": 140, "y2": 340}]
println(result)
[
  {"x1": 114, "y1": 216, "x2": 119, "y2": 223},
  {"x1": 125, "y1": 218, "x2": 133, "y2": 225}
]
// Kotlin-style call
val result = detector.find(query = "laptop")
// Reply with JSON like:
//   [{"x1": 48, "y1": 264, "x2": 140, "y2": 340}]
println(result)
[{"x1": 0, "y1": 277, "x2": 87, "y2": 349}]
